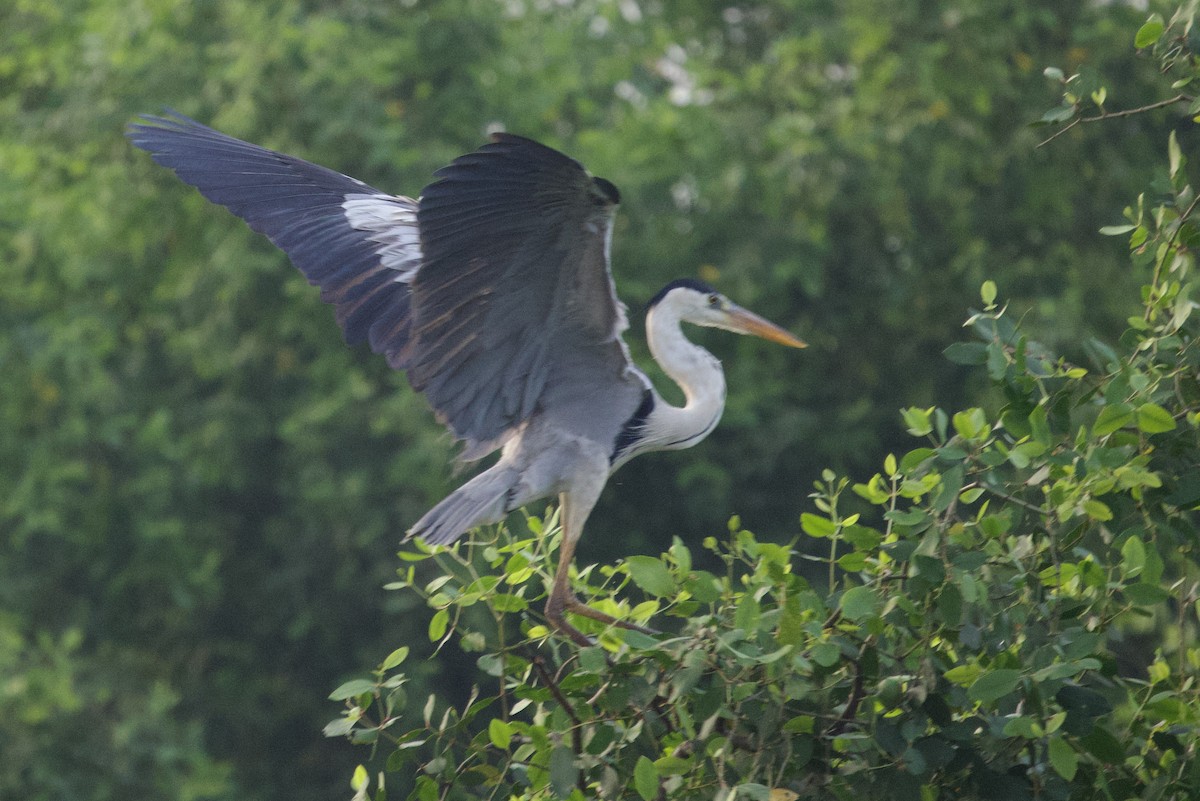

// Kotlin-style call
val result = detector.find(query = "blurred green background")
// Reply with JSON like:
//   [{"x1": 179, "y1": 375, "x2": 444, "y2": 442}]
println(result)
[{"x1": 0, "y1": 0, "x2": 1179, "y2": 798}]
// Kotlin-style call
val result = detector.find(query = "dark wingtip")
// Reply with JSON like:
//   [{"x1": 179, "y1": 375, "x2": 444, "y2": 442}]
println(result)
[
  {"x1": 646, "y1": 278, "x2": 718, "y2": 310},
  {"x1": 125, "y1": 109, "x2": 204, "y2": 151},
  {"x1": 592, "y1": 176, "x2": 620, "y2": 205}
]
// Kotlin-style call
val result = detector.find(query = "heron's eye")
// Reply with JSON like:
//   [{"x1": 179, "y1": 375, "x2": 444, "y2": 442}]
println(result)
[{"x1": 707, "y1": 294, "x2": 720, "y2": 307}]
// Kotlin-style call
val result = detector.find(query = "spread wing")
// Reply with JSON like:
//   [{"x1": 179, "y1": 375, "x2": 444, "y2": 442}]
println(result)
[
  {"x1": 127, "y1": 112, "x2": 420, "y2": 366},
  {"x1": 130, "y1": 116, "x2": 645, "y2": 459},
  {"x1": 411, "y1": 133, "x2": 644, "y2": 457}
]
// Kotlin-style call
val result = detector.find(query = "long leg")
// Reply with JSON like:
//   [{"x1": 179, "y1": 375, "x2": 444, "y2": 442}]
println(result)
[{"x1": 544, "y1": 490, "x2": 659, "y2": 646}]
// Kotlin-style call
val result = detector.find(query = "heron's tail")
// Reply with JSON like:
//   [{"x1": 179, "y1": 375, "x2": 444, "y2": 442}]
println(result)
[{"x1": 406, "y1": 466, "x2": 521, "y2": 546}]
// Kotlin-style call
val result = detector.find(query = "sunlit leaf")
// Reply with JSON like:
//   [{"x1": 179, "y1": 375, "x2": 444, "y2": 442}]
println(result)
[
  {"x1": 428, "y1": 609, "x2": 449, "y2": 642},
  {"x1": 800, "y1": 513, "x2": 836, "y2": 538},
  {"x1": 1136, "y1": 402, "x2": 1176, "y2": 433},
  {"x1": 381, "y1": 647, "x2": 410, "y2": 671},
  {"x1": 1134, "y1": 16, "x2": 1164, "y2": 48}
]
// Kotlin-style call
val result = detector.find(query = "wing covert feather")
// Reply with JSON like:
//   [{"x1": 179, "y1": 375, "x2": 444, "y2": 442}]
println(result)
[
  {"x1": 132, "y1": 116, "x2": 647, "y2": 458},
  {"x1": 412, "y1": 134, "x2": 639, "y2": 454}
]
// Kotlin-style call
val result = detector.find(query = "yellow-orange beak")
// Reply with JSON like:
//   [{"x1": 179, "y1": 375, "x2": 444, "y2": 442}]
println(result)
[{"x1": 726, "y1": 306, "x2": 808, "y2": 349}]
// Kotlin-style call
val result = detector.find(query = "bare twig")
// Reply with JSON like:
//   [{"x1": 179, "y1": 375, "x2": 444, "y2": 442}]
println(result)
[
  {"x1": 1037, "y1": 93, "x2": 1191, "y2": 148},
  {"x1": 1145, "y1": 189, "x2": 1200, "y2": 322},
  {"x1": 983, "y1": 485, "x2": 1051, "y2": 516},
  {"x1": 527, "y1": 650, "x2": 584, "y2": 753},
  {"x1": 826, "y1": 659, "x2": 865, "y2": 737}
]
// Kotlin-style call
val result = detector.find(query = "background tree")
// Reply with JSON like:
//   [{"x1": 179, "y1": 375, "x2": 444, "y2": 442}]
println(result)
[{"x1": 0, "y1": 0, "x2": 1189, "y2": 799}]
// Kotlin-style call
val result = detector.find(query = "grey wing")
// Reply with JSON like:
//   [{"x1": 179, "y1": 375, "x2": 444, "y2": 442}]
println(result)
[
  {"x1": 127, "y1": 112, "x2": 420, "y2": 367},
  {"x1": 412, "y1": 133, "x2": 647, "y2": 457}
]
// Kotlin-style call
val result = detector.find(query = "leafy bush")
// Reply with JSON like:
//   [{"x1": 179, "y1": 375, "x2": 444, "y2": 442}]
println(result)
[{"x1": 327, "y1": 9, "x2": 1200, "y2": 799}]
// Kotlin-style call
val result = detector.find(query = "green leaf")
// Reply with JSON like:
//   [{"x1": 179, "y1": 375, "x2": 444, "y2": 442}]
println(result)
[
  {"x1": 902, "y1": 407, "x2": 934, "y2": 437},
  {"x1": 1099, "y1": 224, "x2": 1136, "y2": 236},
  {"x1": 900, "y1": 447, "x2": 936, "y2": 472},
  {"x1": 1029, "y1": 405, "x2": 1052, "y2": 445},
  {"x1": 986, "y1": 341, "x2": 1007, "y2": 380},
  {"x1": 1083, "y1": 499, "x2": 1112, "y2": 522},
  {"x1": 1003, "y1": 715, "x2": 1042, "y2": 739},
  {"x1": 653, "y1": 756, "x2": 691, "y2": 776},
  {"x1": 323, "y1": 716, "x2": 357, "y2": 737},
  {"x1": 488, "y1": 719, "x2": 512, "y2": 749},
  {"x1": 578, "y1": 646, "x2": 607, "y2": 672},
  {"x1": 945, "y1": 664, "x2": 983, "y2": 686},
  {"x1": 783, "y1": 715, "x2": 815, "y2": 733},
  {"x1": 1042, "y1": 105, "x2": 1076, "y2": 124},
  {"x1": 800, "y1": 513, "x2": 836, "y2": 538},
  {"x1": 1081, "y1": 726, "x2": 1126, "y2": 763},
  {"x1": 811, "y1": 641, "x2": 840, "y2": 667},
  {"x1": 1134, "y1": 16, "x2": 1164, "y2": 48},
  {"x1": 428, "y1": 608, "x2": 449, "y2": 641},
  {"x1": 634, "y1": 756, "x2": 658, "y2": 801},
  {"x1": 735, "y1": 594, "x2": 761, "y2": 632},
  {"x1": 952, "y1": 408, "x2": 989, "y2": 441},
  {"x1": 980, "y1": 280, "x2": 997, "y2": 307},
  {"x1": 1007, "y1": 440, "x2": 1045, "y2": 469},
  {"x1": 1125, "y1": 582, "x2": 1169, "y2": 606},
  {"x1": 1136, "y1": 402, "x2": 1176, "y2": 433},
  {"x1": 967, "y1": 669, "x2": 1022, "y2": 704},
  {"x1": 625, "y1": 555, "x2": 676, "y2": 597},
  {"x1": 381, "y1": 647, "x2": 410, "y2": 671},
  {"x1": 1099, "y1": 402, "x2": 1132, "y2": 434},
  {"x1": 839, "y1": 585, "x2": 878, "y2": 621},
  {"x1": 837, "y1": 551, "x2": 868, "y2": 571},
  {"x1": 548, "y1": 745, "x2": 577, "y2": 798},
  {"x1": 844, "y1": 524, "x2": 883, "y2": 550},
  {"x1": 937, "y1": 583, "x2": 963, "y2": 625},
  {"x1": 1032, "y1": 660, "x2": 1097, "y2": 682},
  {"x1": 621, "y1": 629, "x2": 661, "y2": 650},
  {"x1": 491, "y1": 593, "x2": 528, "y2": 612},
  {"x1": 351, "y1": 764, "x2": 369, "y2": 792},
  {"x1": 1093, "y1": 403, "x2": 1133, "y2": 436},
  {"x1": 944, "y1": 342, "x2": 988, "y2": 365},
  {"x1": 1048, "y1": 736, "x2": 1079, "y2": 780},
  {"x1": 329, "y1": 680, "x2": 376, "y2": 701},
  {"x1": 1121, "y1": 536, "x2": 1146, "y2": 577},
  {"x1": 959, "y1": 487, "x2": 984, "y2": 504}
]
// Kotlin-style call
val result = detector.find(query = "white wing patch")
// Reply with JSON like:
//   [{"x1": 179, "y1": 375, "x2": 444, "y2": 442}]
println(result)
[{"x1": 342, "y1": 194, "x2": 423, "y2": 282}]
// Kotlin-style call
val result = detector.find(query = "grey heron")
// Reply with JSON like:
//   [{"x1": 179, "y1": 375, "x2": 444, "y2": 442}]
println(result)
[{"x1": 128, "y1": 113, "x2": 806, "y2": 646}]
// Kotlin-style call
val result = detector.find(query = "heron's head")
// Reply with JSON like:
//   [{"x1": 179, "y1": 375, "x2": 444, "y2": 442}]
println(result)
[{"x1": 647, "y1": 279, "x2": 807, "y2": 348}]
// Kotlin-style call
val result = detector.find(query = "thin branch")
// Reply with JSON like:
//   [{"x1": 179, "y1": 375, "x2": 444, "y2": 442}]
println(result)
[
  {"x1": 826, "y1": 659, "x2": 865, "y2": 737},
  {"x1": 983, "y1": 485, "x2": 1051, "y2": 516},
  {"x1": 527, "y1": 650, "x2": 584, "y2": 754},
  {"x1": 1037, "y1": 93, "x2": 1191, "y2": 148},
  {"x1": 1145, "y1": 189, "x2": 1200, "y2": 321}
]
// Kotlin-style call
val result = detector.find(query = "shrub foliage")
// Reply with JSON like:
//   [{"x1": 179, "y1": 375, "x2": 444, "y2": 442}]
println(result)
[{"x1": 328, "y1": 9, "x2": 1200, "y2": 800}]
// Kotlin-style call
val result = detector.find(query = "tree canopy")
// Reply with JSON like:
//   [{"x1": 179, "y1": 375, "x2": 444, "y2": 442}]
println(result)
[{"x1": 1, "y1": 1, "x2": 1196, "y2": 799}]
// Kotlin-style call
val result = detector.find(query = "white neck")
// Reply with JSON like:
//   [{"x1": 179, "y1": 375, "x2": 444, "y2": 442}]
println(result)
[{"x1": 640, "y1": 299, "x2": 727, "y2": 453}]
